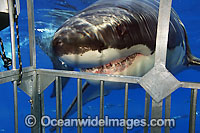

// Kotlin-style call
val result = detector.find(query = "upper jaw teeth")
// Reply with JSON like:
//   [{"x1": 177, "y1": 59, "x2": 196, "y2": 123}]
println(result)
[{"x1": 81, "y1": 53, "x2": 140, "y2": 74}]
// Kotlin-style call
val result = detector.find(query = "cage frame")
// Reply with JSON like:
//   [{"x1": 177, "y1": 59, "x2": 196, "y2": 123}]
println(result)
[{"x1": 0, "y1": 0, "x2": 199, "y2": 133}]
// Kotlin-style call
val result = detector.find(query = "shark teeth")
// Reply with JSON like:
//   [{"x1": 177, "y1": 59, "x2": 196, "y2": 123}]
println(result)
[{"x1": 81, "y1": 53, "x2": 141, "y2": 74}]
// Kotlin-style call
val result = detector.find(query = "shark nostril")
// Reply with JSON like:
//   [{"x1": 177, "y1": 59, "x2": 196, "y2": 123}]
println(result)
[
  {"x1": 52, "y1": 37, "x2": 65, "y2": 56},
  {"x1": 53, "y1": 36, "x2": 65, "y2": 47},
  {"x1": 57, "y1": 40, "x2": 63, "y2": 46}
]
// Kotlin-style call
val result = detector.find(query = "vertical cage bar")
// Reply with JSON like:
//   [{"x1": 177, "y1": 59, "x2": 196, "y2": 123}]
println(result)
[
  {"x1": 165, "y1": 95, "x2": 171, "y2": 133},
  {"x1": 8, "y1": 1, "x2": 18, "y2": 133},
  {"x1": 56, "y1": 77, "x2": 59, "y2": 133},
  {"x1": 99, "y1": 81, "x2": 104, "y2": 133},
  {"x1": 31, "y1": 73, "x2": 42, "y2": 133},
  {"x1": 77, "y1": 78, "x2": 82, "y2": 133},
  {"x1": 59, "y1": 78, "x2": 63, "y2": 133},
  {"x1": 151, "y1": 100, "x2": 163, "y2": 133},
  {"x1": 144, "y1": 92, "x2": 150, "y2": 133},
  {"x1": 189, "y1": 89, "x2": 198, "y2": 133},
  {"x1": 154, "y1": 0, "x2": 172, "y2": 66},
  {"x1": 8, "y1": 0, "x2": 16, "y2": 69},
  {"x1": 13, "y1": 81, "x2": 18, "y2": 133},
  {"x1": 27, "y1": 0, "x2": 36, "y2": 68},
  {"x1": 123, "y1": 83, "x2": 128, "y2": 133},
  {"x1": 41, "y1": 93, "x2": 45, "y2": 133},
  {"x1": 56, "y1": 77, "x2": 62, "y2": 133}
]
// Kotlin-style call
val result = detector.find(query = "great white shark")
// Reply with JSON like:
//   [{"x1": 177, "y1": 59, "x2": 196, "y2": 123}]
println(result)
[{"x1": 39, "y1": 0, "x2": 200, "y2": 131}]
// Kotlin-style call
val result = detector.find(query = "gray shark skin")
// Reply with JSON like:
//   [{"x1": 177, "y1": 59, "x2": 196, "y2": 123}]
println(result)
[{"x1": 48, "y1": 0, "x2": 200, "y2": 131}]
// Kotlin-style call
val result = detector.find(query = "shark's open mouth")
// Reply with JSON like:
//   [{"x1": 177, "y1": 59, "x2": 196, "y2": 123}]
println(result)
[{"x1": 81, "y1": 53, "x2": 142, "y2": 74}]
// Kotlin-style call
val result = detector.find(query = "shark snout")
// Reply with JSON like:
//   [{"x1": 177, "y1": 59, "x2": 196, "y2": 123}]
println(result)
[
  {"x1": 52, "y1": 33, "x2": 68, "y2": 57},
  {"x1": 52, "y1": 29, "x2": 88, "y2": 56},
  {"x1": 51, "y1": 28, "x2": 107, "y2": 68}
]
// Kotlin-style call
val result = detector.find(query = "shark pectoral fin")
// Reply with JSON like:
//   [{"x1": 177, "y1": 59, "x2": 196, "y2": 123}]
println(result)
[
  {"x1": 50, "y1": 57, "x2": 73, "y2": 98},
  {"x1": 63, "y1": 81, "x2": 110, "y2": 119},
  {"x1": 49, "y1": 81, "x2": 110, "y2": 132},
  {"x1": 50, "y1": 77, "x2": 71, "y2": 97},
  {"x1": 49, "y1": 82, "x2": 88, "y2": 132},
  {"x1": 49, "y1": 82, "x2": 89, "y2": 132}
]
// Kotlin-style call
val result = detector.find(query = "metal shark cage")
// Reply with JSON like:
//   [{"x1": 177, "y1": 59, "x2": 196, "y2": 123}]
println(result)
[{"x1": 0, "y1": 0, "x2": 199, "y2": 133}]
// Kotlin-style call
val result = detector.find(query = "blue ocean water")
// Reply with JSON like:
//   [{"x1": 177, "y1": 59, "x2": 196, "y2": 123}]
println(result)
[{"x1": 0, "y1": 0, "x2": 200, "y2": 132}]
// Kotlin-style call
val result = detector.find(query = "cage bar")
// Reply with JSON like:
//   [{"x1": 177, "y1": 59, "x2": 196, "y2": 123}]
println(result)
[
  {"x1": 154, "y1": 0, "x2": 172, "y2": 66},
  {"x1": 151, "y1": 100, "x2": 163, "y2": 133},
  {"x1": 0, "y1": 0, "x2": 199, "y2": 133},
  {"x1": 189, "y1": 89, "x2": 198, "y2": 133},
  {"x1": 56, "y1": 77, "x2": 63, "y2": 133},
  {"x1": 144, "y1": 92, "x2": 150, "y2": 133},
  {"x1": 8, "y1": 0, "x2": 16, "y2": 69},
  {"x1": 59, "y1": 79, "x2": 63, "y2": 133},
  {"x1": 99, "y1": 81, "x2": 104, "y2": 133},
  {"x1": 8, "y1": 0, "x2": 18, "y2": 133},
  {"x1": 77, "y1": 78, "x2": 82, "y2": 133},
  {"x1": 31, "y1": 73, "x2": 43, "y2": 133},
  {"x1": 13, "y1": 81, "x2": 18, "y2": 133},
  {"x1": 123, "y1": 83, "x2": 128, "y2": 133},
  {"x1": 37, "y1": 69, "x2": 140, "y2": 84},
  {"x1": 41, "y1": 93, "x2": 45, "y2": 133},
  {"x1": 165, "y1": 95, "x2": 171, "y2": 133},
  {"x1": 27, "y1": 0, "x2": 36, "y2": 68}
]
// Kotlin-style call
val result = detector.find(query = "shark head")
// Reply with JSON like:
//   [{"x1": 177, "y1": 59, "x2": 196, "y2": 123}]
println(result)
[
  {"x1": 51, "y1": 0, "x2": 189, "y2": 77},
  {"x1": 52, "y1": 19, "x2": 154, "y2": 76}
]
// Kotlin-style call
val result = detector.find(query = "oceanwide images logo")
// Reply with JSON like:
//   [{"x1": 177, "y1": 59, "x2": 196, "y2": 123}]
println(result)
[
  {"x1": 25, "y1": 115, "x2": 37, "y2": 128},
  {"x1": 25, "y1": 115, "x2": 176, "y2": 129}
]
